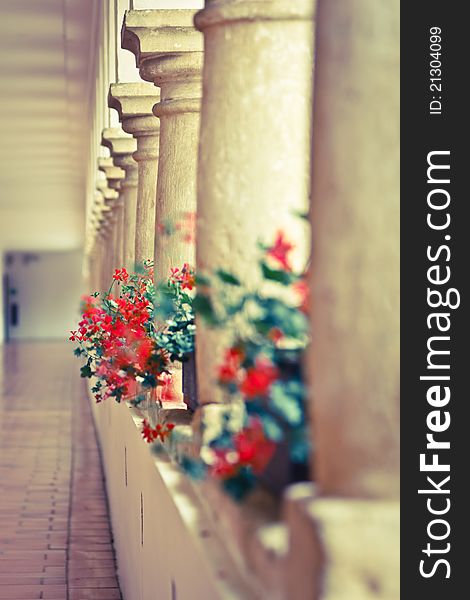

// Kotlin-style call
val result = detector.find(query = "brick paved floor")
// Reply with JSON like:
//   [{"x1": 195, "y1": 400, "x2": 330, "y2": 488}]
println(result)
[{"x1": 0, "y1": 342, "x2": 122, "y2": 600}]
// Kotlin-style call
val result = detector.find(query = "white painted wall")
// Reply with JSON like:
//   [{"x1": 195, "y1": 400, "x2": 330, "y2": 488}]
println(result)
[{"x1": 4, "y1": 250, "x2": 84, "y2": 341}]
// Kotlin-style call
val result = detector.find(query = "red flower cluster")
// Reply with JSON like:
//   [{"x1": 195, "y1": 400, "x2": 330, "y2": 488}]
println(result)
[
  {"x1": 211, "y1": 419, "x2": 276, "y2": 479},
  {"x1": 266, "y1": 231, "x2": 294, "y2": 271},
  {"x1": 71, "y1": 269, "x2": 168, "y2": 402},
  {"x1": 141, "y1": 419, "x2": 175, "y2": 443},
  {"x1": 113, "y1": 268, "x2": 129, "y2": 282},
  {"x1": 217, "y1": 349, "x2": 278, "y2": 399},
  {"x1": 156, "y1": 372, "x2": 177, "y2": 403},
  {"x1": 239, "y1": 358, "x2": 279, "y2": 399},
  {"x1": 217, "y1": 347, "x2": 244, "y2": 384},
  {"x1": 169, "y1": 263, "x2": 195, "y2": 290}
]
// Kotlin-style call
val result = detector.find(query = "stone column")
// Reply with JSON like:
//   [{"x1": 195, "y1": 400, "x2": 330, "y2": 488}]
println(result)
[
  {"x1": 122, "y1": 10, "x2": 203, "y2": 408},
  {"x1": 102, "y1": 128, "x2": 138, "y2": 271},
  {"x1": 289, "y1": 1, "x2": 399, "y2": 598},
  {"x1": 309, "y1": 0, "x2": 399, "y2": 504},
  {"x1": 98, "y1": 158, "x2": 125, "y2": 271},
  {"x1": 91, "y1": 192, "x2": 110, "y2": 288},
  {"x1": 92, "y1": 190, "x2": 108, "y2": 291},
  {"x1": 122, "y1": 10, "x2": 202, "y2": 280},
  {"x1": 89, "y1": 197, "x2": 104, "y2": 292},
  {"x1": 86, "y1": 214, "x2": 100, "y2": 293},
  {"x1": 96, "y1": 178, "x2": 120, "y2": 282},
  {"x1": 194, "y1": 0, "x2": 315, "y2": 403},
  {"x1": 108, "y1": 82, "x2": 160, "y2": 270}
]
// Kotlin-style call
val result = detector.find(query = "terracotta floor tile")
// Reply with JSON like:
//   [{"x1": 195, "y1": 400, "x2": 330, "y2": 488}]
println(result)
[{"x1": 0, "y1": 343, "x2": 122, "y2": 599}]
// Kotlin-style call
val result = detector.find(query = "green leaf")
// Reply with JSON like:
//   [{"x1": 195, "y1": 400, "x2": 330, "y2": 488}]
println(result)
[
  {"x1": 215, "y1": 269, "x2": 241, "y2": 286},
  {"x1": 259, "y1": 414, "x2": 284, "y2": 442},
  {"x1": 142, "y1": 374, "x2": 157, "y2": 388},
  {"x1": 292, "y1": 209, "x2": 309, "y2": 221},
  {"x1": 193, "y1": 294, "x2": 218, "y2": 324},
  {"x1": 179, "y1": 456, "x2": 207, "y2": 480},
  {"x1": 270, "y1": 382, "x2": 304, "y2": 427},
  {"x1": 289, "y1": 429, "x2": 310, "y2": 463},
  {"x1": 130, "y1": 394, "x2": 146, "y2": 407},
  {"x1": 73, "y1": 347, "x2": 83, "y2": 357},
  {"x1": 195, "y1": 274, "x2": 211, "y2": 287},
  {"x1": 260, "y1": 261, "x2": 294, "y2": 285},
  {"x1": 80, "y1": 363, "x2": 93, "y2": 378},
  {"x1": 222, "y1": 468, "x2": 255, "y2": 501}
]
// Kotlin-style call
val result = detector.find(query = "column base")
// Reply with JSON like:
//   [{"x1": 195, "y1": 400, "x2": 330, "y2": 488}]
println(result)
[{"x1": 284, "y1": 484, "x2": 399, "y2": 600}]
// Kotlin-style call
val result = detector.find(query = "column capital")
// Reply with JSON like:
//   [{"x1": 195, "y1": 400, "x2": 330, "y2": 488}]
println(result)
[
  {"x1": 194, "y1": 0, "x2": 315, "y2": 30},
  {"x1": 108, "y1": 82, "x2": 160, "y2": 161},
  {"x1": 101, "y1": 127, "x2": 137, "y2": 160},
  {"x1": 97, "y1": 157, "x2": 126, "y2": 191},
  {"x1": 121, "y1": 10, "x2": 203, "y2": 113},
  {"x1": 96, "y1": 178, "x2": 119, "y2": 202},
  {"x1": 108, "y1": 82, "x2": 159, "y2": 120},
  {"x1": 121, "y1": 10, "x2": 202, "y2": 68}
]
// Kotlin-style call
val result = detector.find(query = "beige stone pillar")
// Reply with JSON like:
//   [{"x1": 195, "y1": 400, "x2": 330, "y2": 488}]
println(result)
[
  {"x1": 122, "y1": 10, "x2": 203, "y2": 408},
  {"x1": 122, "y1": 10, "x2": 202, "y2": 279},
  {"x1": 90, "y1": 194, "x2": 110, "y2": 292},
  {"x1": 309, "y1": 0, "x2": 399, "y2": 503},
  {"x1": 102, "y1": 128, "x2": 138, "y2": 271},
  {"x1": 290, "y1": 1, "x2": 399, "y2": 598},
  {"x1": 98, "y1": 158, "x2": 125, "y2": 271},
  {"x1": 96, "y1": 178, "x2": 120, "y2": 283},
  {"x1": 194, "y1": 0, "x2": 315, "y2": 403},
  {"x1": 86, "y1": 215, "x2": 100, "y2": 293},
  {"x1": 108, "y1": 82, "x2": 160, "y2": 270}
]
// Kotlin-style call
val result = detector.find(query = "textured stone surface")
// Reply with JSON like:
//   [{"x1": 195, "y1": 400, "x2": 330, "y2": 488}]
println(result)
[
  {"x1": 122, "y1": 9, "x2": 203, "y2": 405},
  {"x1": 308, "y1": 498, "x2": 400, "y2": 600},
  {"x1": 112, "y1": 83, "x2": 162, "y2": 268},
  {"x1": 309, "y1": 0, "x2": 400, "y2": 500},
  {"x1": 195, "y1": 0, "x2": 315, "y2": 404},
  {"x1": 108, "y1": 84, "x2": 162, "y2": 270},
  {"x1": 102, "y1": 128, "x2": 138, "y2": 271}
]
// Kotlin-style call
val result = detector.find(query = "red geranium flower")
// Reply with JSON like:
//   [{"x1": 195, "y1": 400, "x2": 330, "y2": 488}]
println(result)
[
  {"x1": 239, "y1": 358, "x2": 279, "y2": 399},
  {"x1": 141, "y1": 419, "x2": 175, "y2": 443},
  {"x1": 210, "y1": 419, "x2": 276, "y2": 479},
  {"x1": 113, "y1": 268, "x2": 129, "y2": 282},
  {"x1": 266, "y1": 231, "x2": 294, "y2": 271},
  {"x1": 234, "y1": 419, "x2": 276, "y2": 473},
  {"x1": 217, "y1": 347, "x2": 244, "y2": 384},
  {"x1": 169, "y1": 263, "x2": 195, "y2": 290}
]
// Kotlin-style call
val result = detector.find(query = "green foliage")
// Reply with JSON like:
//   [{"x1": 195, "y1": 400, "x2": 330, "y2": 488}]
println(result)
[
  {"x1": 192, "y1": 294, "x2": 218, "y2": 325},
  {"x1": 222, "y1": 468, "x2": 256, "y2": 501},
  {"x1": 215, "y1": 269, "x2": 241, "y2": 286},
  {"x1": 80, "y1": 362, "x2": 93, "y2": 378},
  {"x1": 260, "y1": 261, "x2": 295, "y2": 285},
  {"x1": 152, "y1": 278, "x2": 196, "y2": 361},
  {"x1": 189, "y1": 241, "x2": 310, "y2": 498},
  {"x1": 270, "y1": 381, "x2": 304, "y2": 427},
  {"x1": 179, "y1": 455, "x2": 208, "y2": 481}
]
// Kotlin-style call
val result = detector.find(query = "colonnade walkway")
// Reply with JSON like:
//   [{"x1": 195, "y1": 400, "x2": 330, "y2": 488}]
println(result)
[{"x1": 0, "y1": 342, "x2": 121, "y2": 600}]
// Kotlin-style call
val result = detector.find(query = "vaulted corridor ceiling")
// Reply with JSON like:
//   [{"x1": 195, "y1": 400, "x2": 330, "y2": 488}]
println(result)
[{"x1": 0, "y1": 0, "x2": 95, "y2": 250}]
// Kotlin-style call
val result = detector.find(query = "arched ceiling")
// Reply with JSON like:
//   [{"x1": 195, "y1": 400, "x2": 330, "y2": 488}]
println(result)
[{"x1": 0, "y1": 0, "x2": 96, "y2": 251}]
